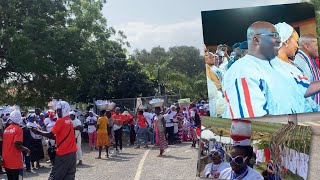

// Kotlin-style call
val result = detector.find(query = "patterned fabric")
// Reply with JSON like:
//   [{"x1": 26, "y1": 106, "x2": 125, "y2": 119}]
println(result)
[
  {"x1": 295, "y1": 50, "x2": 320, "y2": 105},
  {"x1": 222, "y1": 54, "x2": 311, "y2": 119},
  {"x1": 157, "y1": 132, "x2": 168, "y2": 150}
]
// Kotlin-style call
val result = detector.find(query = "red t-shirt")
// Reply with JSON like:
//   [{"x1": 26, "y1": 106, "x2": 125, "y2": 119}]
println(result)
[
  {"x1": 112, "y1": 114, "x2": 128, "y2": 125},
  {"x1": 126, "y1": 114, "x2": 134, "y2": 125},
  {"x1": 198, "y1": 112, "x2": 207, "y2": 117},
  {"x1": 51, "y1": 116, "x2": 77, "y2": 156},
  {"x1": 137, "y1": 115, "x2": 147, "y2": 128},
  {"x1": 3, "y1": 124, "x2": 23, "y2": 169}
]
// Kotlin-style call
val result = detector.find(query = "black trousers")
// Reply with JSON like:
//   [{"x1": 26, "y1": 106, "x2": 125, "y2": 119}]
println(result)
[
  {"x1": 130, "y1": 124, "x2": 136, "y2": 145},
  {"x1": 114, "y1": 128, "x2": 123, "y2": 150},
  {"x1": 5, "y1": 168, "x2": 22, "y2": 180},
  {"x1": 48, "y1": 152, "x2": 76, "y2": 180},
  {"x1": 166, "y1": 126, "x2": 174, "y2": 144}
]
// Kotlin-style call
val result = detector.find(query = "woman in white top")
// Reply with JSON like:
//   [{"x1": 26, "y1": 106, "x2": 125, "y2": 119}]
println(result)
[
  {"x1": 202, "y1": 149, "x2": 230, "y2": 178},
  {"x1": 27, "y1": 113, "x2": 45, "y2": 169},
  {"x1": 219, "y1": 146, "x2": 264, "y2": 180}
]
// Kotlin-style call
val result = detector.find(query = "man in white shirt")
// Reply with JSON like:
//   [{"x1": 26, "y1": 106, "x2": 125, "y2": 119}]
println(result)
[
  {"x1": 143, "y1": 108, "x2": 154, "y2": 144},
  {"x1": 86, "y1": 110, "x2": 97, "y2": 150},
  {"x1": 164, "y1": 105, "x2": 177, "y2": 145},
  {"x1": 202, "y1": 149, "x2": 230, "y2": 178},
  {"x1": 70, "y1": 111, "x2": 83, "y2": 165},
  {"x1": 294, "y1": 34, "x2": 320, "y2": 106},
  {"x1": 219, "y1": 146, "x2": 264, "y2": 180},
  {"x1": 223, "y1": 21, "x2": 308, "y2": 119}
]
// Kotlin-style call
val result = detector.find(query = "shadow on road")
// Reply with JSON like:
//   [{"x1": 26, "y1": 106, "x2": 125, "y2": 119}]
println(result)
[
  {"x1": 158, "y1": 155, "x2": 191, "y2": 160},
  {"x1": 24, "y1": 167, "x2": 52, "y2": 178},
  {"x1": 76, "y1": 164, "x2": 94, "y2": 169}
]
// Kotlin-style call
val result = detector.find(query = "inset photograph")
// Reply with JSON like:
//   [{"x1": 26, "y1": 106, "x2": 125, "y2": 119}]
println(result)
[
  {"x1": 198, "y1": 116, "x2": 312, "y2": 180},
  {"x1": 201, "y1": 2, "x2": 320, "y2": 119}
]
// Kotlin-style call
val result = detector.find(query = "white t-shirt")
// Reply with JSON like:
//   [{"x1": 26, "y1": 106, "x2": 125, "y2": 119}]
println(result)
[
  {"x1": 72, "y1": 118, "x2": 82, "y2": 140},
  {"x1": 46, "y1": 121, "x2": 56, "y2": 132},
  {"x1": 202, "y1": 162, "x2": 230, "y2": 178},
  {"x1": 143, "y1": 112, "x2": 153, "y2": 127},
  {"x1": 44, "y1": 118, "x2": 51, "y2": 127},
  {"x1": 86, "y1": 116, "x2": 97, "y2": 133},
  {"x1": 165, "y1": 111, "x2": 176, "y2": 127},
  {"x1": 219, "y1": 166, "x2": 264, "y2": 180},
  {"x1": 27, "y1": 122, "x2": 43, "y2": 139}
]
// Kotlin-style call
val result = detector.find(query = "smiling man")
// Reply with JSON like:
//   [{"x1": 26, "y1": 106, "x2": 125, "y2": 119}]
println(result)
[
  {"x1": 222, "y1": 21, "x2": 303, "y2": 119},
  {"x1": 219, "y1": 146, "x2": 264, "y2": 179}
]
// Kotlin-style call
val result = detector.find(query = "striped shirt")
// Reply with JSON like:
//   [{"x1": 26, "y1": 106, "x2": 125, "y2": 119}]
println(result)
[
  {"x1": 294, "y1": 50, "x2": 320, "y2": 105},
  {"x1": 222, "y1": 55, "x2": 306, "y2": 119}
]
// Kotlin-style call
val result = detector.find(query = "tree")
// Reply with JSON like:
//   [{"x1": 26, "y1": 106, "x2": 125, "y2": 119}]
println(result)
[
  {"x1": 0, "y1": 0, "x2": 154, "y2": 108},
  {"x1": 132, "y1": 46, "x2": 207, "y2": 100}
]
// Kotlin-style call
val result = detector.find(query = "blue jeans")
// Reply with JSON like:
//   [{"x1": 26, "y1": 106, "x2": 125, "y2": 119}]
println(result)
[{"x1": 137, "y1": 128, "x2": 147, "y2": 146}]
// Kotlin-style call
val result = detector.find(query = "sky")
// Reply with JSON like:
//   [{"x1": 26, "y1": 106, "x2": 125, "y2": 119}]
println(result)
[{"x1": 102, "y1": 0, "x2": 301, "y2": 54}]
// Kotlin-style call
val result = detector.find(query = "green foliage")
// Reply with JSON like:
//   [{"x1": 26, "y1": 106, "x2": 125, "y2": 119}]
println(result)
[
  {"x1": 132, "y1": 46, "x2": 207, "y2": 101},
  {"x1": 0, "y1": 0, "x2": 154, "y2": 108}
]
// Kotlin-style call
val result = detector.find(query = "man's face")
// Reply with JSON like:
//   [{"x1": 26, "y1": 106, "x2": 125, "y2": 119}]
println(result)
[
  {"x1": 307, "y1": 39, "x2": 319, "y2": 58},
  {"x1": 89, "y1": 112, "x2": 93, "y2": 117},
  {"x1": 70, "y1": 114, "x2": 75, "y2": 120},
  {"x1": 229, "y1": 148, "x2": 247, "y2": 173},
  {"x1": 35, "y1": 109, "x2": 40, "y2": 115},
  {"x1": 205, "y1": 53, "x2": 219, "y2": 66},
  {"x1": 234, "y1": 48, "x2": 241, "y2": 57},
  {"x1": 241, "y1": 49, "x2": 248, "y2": 57},
  {"x1": 57, "y1": 109, "x2": 63, "y2": 118},
  {"x1": 256, "y1": 27, "x2": 281, "y2": 60},
  {"x1": 211, "y1": 154, "x2": 222, "y2": 164},
  {"x1": 115, "y1": 108, "x2": 120, "y2": 115}
]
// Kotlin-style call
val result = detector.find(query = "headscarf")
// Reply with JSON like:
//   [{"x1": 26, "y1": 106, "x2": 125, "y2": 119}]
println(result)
[
  {"x1": 56, "y1": 101, "x2": 71, "y2": 118},
  {"x1": 28, "y1": 113, "x2": 36, "y2": 122},
  {"x1": 69, "y1": 111, "x2": 76, "y2": 116},
  {"x1": 274, "y1": 22, "x2": 294, "y2": 47},
  {"x1": 10, "y1": 109, "x2": 22, "y2": 125}
]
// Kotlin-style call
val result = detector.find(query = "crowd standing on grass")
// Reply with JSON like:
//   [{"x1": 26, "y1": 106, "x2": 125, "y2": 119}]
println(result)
[{"x1": 0, "y1": 99, "x2": 208, "y2": 179}]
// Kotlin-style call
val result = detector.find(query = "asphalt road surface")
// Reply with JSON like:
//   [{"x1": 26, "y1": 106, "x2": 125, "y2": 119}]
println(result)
[{"x1": 0, "y1": 141, "x2": 199, "y2": 180}]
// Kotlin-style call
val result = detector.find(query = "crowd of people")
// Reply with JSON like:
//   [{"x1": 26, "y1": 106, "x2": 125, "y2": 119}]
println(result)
[
  {"x1": 0, "y1": 99, "x2": 208, "y2": 179},
  {"x1": 205, "y1": 21, "x2": 320, "y2": 119}
]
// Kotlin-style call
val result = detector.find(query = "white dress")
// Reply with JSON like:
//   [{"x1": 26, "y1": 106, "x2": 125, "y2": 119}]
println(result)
[{"x1": 272, "y1": 58, "x2": 314, "y2": 112}]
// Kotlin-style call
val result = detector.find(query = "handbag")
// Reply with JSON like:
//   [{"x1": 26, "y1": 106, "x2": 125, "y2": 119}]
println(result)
[{"x1": 48, "y1": 127, "x2": 71, "y2": 159}]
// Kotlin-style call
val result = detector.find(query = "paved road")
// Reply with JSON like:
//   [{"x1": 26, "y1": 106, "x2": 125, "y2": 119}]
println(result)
[
  {"x1": 248, "y1": 112, "x2": 320, "y2": 180},
  {"x1": 0, "y1": 142, "x2": 199, "y2": 180}
]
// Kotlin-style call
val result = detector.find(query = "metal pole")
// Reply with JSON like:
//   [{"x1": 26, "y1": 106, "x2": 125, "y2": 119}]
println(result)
[{"x1": 158, "y1": 67, "x2": 161, "y2": 96}]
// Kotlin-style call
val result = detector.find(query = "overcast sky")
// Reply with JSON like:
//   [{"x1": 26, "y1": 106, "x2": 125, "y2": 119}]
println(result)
[{"x1": 102, "y1": 0, "x2": 301, "y2": 54}]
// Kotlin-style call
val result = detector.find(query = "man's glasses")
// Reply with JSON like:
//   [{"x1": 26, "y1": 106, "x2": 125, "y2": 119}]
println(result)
[
  {"x1": 208, "y1": 151, "x2": 221, "y2": 158},
  {"x1": 256, "y1": 32, "x2": 280, "y2": 39},
  {"x1": 226, "y1": 154, "x2": 248, "y2": 165}
]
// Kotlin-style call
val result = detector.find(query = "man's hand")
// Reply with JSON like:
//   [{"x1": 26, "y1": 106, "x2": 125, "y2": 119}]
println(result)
[{"x1": 26, "y1": 148, "x2": 31, "y2": 156}]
